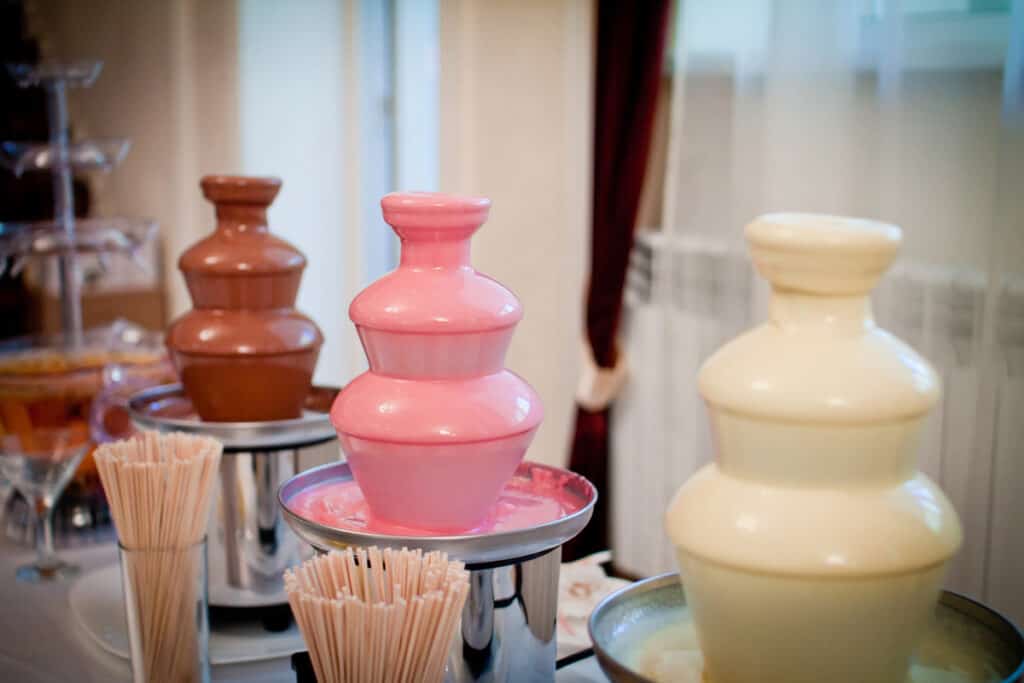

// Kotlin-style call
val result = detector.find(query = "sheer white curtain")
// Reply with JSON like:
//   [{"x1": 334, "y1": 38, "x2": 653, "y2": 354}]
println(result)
[{"x1": 613, "y1": 0, "x2": 1024, "y2": 623}]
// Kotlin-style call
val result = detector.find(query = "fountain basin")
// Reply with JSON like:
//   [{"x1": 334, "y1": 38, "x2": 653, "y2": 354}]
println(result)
[
  {"x1": 339, "y1": 431, "x2": 537, "y2": 532},
  {"x1": 590, "y1": 573, "x2": 1024, "y2": 683},
  {"x1": 330, "y1": 370, "x2": 543, "y2": 530},
  {"x1": 279, "y1": 460, "x2": 596, "y2": 682}
]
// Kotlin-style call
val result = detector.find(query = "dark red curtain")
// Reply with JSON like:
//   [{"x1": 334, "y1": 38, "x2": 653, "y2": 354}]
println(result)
[{"x1": 565, "y1": 0, "x2": 671, "y2": 561}]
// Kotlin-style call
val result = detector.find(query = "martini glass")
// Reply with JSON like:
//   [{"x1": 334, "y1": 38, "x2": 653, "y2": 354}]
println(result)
[{"x1": 0, "y1": 426, "x2": 90, "y2": 581}]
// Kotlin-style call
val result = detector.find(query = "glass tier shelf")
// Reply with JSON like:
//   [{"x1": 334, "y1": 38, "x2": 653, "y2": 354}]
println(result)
[
  {"x1": 0, "y1": 218, "x2": 157, "y2": 276},
  {"x1": 6, "y1": 61, "x2": 103, "y2": 88},
  {"x1": 1, "y1": 139, "x2": 131, "y2": 177}
]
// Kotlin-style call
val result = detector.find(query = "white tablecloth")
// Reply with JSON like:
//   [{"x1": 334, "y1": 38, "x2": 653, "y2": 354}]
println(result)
[{"x1": 0, "y1": 536, "x2": 608, "y2": 682}]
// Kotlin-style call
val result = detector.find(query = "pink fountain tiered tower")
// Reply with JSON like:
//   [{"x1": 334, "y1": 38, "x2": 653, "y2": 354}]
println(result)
[{"x1": 330, "y1": 192, "x2": 544, "y2": 531}]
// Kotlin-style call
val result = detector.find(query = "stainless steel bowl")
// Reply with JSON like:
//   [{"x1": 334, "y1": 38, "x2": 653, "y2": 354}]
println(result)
[
  {"x1": 279, "y1": 460, "x2": 597, "y2": 682},
  {"x1": 278, "y1": 459, "x2": 596, "y2": 566},
  {"x1": 128, "y1": 383, "x2": 338, "y2": 451},
  {"x1": 589, "y1": 573, "x2": 1024, "y2": 683}
]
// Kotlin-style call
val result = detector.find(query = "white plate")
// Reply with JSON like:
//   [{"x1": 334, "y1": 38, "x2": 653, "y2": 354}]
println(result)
[{"x1": 69, "y1": 564, "x2": 306, "y2": 665}]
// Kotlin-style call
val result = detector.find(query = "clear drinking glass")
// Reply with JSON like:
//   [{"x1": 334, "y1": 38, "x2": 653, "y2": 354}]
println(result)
[
  {"x1": 0, "y1": 322, "x2": 171, "y2": 541},
  {"x1": 0, "y1": 427, "x2": 90, "y2": 580},
  {"x1": 119, "y1": 539, "x2": 210, "y2": 683}
]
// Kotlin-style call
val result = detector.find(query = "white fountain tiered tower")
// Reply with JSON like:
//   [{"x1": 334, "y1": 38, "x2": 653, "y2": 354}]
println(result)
[{"x1": 667, "y1": 213, "x2": 962, "y2": 683}]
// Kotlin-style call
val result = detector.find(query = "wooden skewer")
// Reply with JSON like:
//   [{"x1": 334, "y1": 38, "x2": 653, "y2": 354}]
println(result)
[
  {"x1": 95, "y1": 431, "x2": 222, "y2": 683},
  {"x1": 285, "y1": 547, "x2": 470, "y2": 683}
]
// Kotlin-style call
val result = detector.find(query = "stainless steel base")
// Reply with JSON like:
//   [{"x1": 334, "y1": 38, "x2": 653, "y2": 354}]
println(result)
[
  {"x1": 589, "y1": 573, "x2": 1024, "y2": 683},
  {"x1": 279, "y1": 460, "x2": 597, "y2": 682},
  {"x1": 452, "y1": 548, "x2": 562, "y2": 682},
  {"x1": 207, "y1": 448, "x2": 308, "y2": 607},
  {"x1": 129, "y1": 383, "x2": 339, "y2": 608}
]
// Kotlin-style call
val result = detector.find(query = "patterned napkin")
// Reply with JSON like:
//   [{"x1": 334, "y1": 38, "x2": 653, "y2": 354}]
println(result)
[{"x1": 556, "y1": 551, "x2": 631, "y2": 659}]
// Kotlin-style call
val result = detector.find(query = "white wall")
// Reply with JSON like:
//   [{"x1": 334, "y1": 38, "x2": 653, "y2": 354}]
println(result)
[
  {"x1": 438, "y1": 0, "x2": 594, "y2": 467},
  {"x1": 238, "y1": 0, "x2": 398, "y2": 387},
  {"x1": 394, "y1": 0, "x2": 441, "y2": 192},
  {"x1": 31, "y1": 0, "x2": 240, "y2": 318},
  {"x1": 238, "y1": 0, "x2": 350, "y2": 384}
]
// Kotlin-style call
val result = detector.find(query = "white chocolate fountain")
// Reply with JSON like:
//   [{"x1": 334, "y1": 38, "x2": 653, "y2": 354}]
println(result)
[{"x1": 666, "y1": 213, "x2": 963, "y2": 683}]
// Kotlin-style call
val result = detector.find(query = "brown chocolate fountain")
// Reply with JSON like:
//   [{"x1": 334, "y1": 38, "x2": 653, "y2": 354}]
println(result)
[
  {"x1": 167, "y1": 176, "x2": 323, "y2": 421},
  {"x1": 131, "y1": 175, "x2": 333, "y2": 615}
]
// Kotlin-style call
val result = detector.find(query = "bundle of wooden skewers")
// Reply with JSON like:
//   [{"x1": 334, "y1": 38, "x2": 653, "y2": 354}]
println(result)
[
  {"x1": 286, "y1": 547, "x2": 471, "y2": 683},
  {"x1": 95, "y1": 431, "x2": 222, "y2": 683}
]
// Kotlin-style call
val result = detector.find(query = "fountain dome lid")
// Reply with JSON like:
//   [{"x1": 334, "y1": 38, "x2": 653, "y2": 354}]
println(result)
[
  {"x1": 349, "y1": 192, "x2": 523, "y2": 335},
  {"x1": 746, "y1": 212, "x2": 902, "y2": 295},
  {"x1": 699, "y1": 213, "x2": 940, "y2": 425},
  {"x1": 381, "y1": 191, "x2": 491, "y2": 230},
  {"x1": 179, "y1": 175, "x2": 306, "y2": 277}
]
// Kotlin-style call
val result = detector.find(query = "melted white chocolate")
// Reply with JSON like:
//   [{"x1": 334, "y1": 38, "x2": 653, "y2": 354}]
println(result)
[{"x1": 633, "y1": 618, "x2": 1001, "y2": 683}]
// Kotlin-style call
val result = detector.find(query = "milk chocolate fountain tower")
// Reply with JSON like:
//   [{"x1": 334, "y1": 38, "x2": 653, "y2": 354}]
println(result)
[{"x1": 132, "y1": 175, "x2": 334, "y2": 613}]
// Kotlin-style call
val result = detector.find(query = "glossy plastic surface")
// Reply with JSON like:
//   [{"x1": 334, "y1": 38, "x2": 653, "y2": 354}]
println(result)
[
  {"x1": 166, "y1": 175, "x2": 322, "y2": 421},
  {"x1": 331, "y1": 192, "x2": 543, "y2": 530},
  {"x1": 666, "y1": 213, "x2": 962, "y2": 683}
]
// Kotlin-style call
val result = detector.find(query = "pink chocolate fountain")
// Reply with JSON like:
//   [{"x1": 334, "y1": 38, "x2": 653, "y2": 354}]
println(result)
[
  {"x1": 329, "y1": 192, "x2": 544, "y2": 531},
  {"x1": 284, "y1": 191, "x2": 598, "y2": 679},
  {"x1": 280, "y1": 193, "x2": 596, "y2": 682}
]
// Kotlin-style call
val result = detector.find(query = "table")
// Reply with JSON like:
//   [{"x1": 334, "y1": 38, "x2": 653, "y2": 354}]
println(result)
[{"x1": 0, "y1": 536, "x2": 609, "y2": 682}]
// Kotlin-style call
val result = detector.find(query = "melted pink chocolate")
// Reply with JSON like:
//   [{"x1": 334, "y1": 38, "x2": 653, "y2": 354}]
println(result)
[{"x1": 288, "y1": 469, "x2": 586, "y2": 536}]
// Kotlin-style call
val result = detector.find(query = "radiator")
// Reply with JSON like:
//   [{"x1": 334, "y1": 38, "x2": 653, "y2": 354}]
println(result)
[{"x1": 611, "y1": 231, "x2": 1024, "y2": 624}]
